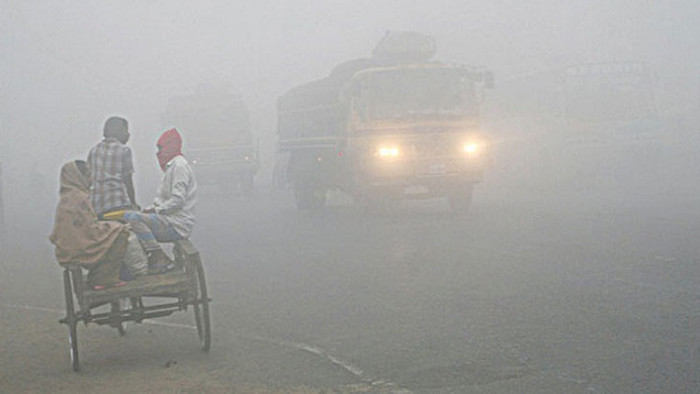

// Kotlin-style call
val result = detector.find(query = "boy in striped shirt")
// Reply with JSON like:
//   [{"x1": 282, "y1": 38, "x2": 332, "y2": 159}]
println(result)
[{"x1": 87, "y1": 116, "x2": 138, "y2": 217}]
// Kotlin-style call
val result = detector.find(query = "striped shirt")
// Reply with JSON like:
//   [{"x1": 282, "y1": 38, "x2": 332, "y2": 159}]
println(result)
[{"x1": 87, "y1": 137, "x2": 134, "y2": 215}]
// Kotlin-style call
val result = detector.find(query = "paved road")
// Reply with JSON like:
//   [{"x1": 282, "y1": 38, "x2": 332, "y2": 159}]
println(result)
[{"x1": 1, "y1": 183, "x2": 699, "y2": 393}]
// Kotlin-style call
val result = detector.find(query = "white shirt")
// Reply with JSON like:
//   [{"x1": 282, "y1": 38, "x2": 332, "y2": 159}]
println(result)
[{"x1": 151, "y1": 155, "x2": 197, "y2": 238}]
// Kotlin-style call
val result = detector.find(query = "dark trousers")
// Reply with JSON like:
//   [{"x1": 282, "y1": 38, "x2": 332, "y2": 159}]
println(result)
[{"x1": 87, "y1": 230, "x2": 128, "y2": 287}]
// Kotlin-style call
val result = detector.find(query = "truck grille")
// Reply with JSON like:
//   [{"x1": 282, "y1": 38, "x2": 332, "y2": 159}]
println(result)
[{"x1": 412, "y1": 133, "x2": 456, "y2": 158}]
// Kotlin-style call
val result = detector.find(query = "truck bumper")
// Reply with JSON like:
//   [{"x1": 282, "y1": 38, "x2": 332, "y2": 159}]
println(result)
[{"x1": 361, "y1": 160, "x2": 483, "y2": 199}]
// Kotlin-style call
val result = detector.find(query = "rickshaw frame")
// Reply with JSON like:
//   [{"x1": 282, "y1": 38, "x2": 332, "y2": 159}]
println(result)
[{"x1": 58, "y1": 239, "x2": 211, "y2": 372}]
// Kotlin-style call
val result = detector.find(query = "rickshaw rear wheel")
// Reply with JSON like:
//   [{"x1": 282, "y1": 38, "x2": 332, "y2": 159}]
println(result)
[
  {"x1": 191, "y1": 255, "x2": 211, "y2": 352},
  {"x1": 68, "y1": 322, "x2": 79, "y2": 371},
  {"x1": 63, "y1": 270, "x2": 80, "y2": 372}
]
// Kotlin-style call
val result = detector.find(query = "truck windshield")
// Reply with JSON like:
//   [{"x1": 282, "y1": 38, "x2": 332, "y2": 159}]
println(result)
[{"x1": 361, "y1": 68, "x2": 478, "y2": 120}]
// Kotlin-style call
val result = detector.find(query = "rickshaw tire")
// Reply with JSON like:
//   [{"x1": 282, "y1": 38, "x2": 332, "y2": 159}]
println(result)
[
  {"x1": 192, "y1": 255, "x2": 211, "y2": 352},
  {"x1": 63, "y1": 270, "x2": 80, "y2": 372},
  {"x1": 69, "y1": 322, "x2": 80, "y2": 372}
]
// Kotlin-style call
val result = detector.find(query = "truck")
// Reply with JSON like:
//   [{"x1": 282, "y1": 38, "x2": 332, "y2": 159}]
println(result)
[
  {"x1": 162, "y1": 85, "x2": 259, "y2": 195},
  {"x1": 563, "y1": 62, "x2": 657, "y2": 141},
  {"x1": 488, "y1": 62, "x2": 658, "y2": 189},
  {"x1": 277, "y1": 32, "x2": 493, "y2": 212},
  {"x1": 491, "y1": 62, "x2": 657, "y2": 142}
]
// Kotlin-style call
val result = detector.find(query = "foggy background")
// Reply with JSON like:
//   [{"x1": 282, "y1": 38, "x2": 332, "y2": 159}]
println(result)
[
  {"x1": 0, "y1": 0, "x2": 700, "y2": 222},
  {"x1": 3, "y1": 2, "x2": 700, "y2": 392},
  {"x1": 1, "y1": 0, "x2": 699, "y2": 242}
]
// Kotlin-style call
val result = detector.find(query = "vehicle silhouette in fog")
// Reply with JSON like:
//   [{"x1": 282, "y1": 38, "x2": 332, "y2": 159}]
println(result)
[
  {"x1": 277, "y1": 32, "x2": 494, "y2": 212},
  {"x1": 163, "y1": 84, "x2": 259, "y2": 196}
]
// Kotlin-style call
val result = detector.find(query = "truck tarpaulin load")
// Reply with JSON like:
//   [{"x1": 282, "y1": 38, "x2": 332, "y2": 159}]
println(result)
[
  {"x1": 163, "y1": 85, "x2": 259, "y2": 195},
  {"x1": 277, "y1": 31, "x2": 493, "y2": 212}
]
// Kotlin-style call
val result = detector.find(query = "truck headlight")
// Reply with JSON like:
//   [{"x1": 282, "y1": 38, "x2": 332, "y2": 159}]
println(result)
[
  {"x1": 463, "y1": 143, "x2": 479, "y2": 155},
  {"x1": 377, "y1": 146, "x2": 400, "y2": 158}
]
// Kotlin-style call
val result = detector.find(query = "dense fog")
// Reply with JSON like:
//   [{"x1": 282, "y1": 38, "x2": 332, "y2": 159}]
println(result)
[
  {"x1": 3, "y1": 2, "x2": 700, "y2": 392},
  {"x1": 2, "y1": 1, "x2": 699, "y2": 228}
]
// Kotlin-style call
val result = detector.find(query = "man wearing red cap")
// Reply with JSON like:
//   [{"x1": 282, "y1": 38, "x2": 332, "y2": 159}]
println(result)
[{"x1": 124, "y1": 128, "x2": 197, "y2": 273}]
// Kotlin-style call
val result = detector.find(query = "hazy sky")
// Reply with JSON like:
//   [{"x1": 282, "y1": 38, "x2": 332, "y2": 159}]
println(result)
[{"x1": 1, "y1": 0, "x2": 699, "y2": 190}]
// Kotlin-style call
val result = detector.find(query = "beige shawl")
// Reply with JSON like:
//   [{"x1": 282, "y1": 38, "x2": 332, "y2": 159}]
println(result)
[{"x1": 49, "y1": 161, "x2": 125, "y2": 266}]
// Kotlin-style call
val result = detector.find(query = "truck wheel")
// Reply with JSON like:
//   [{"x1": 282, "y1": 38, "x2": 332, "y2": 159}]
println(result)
[
  {"x1": 448, "y1": 185, "x2": 474, "y2": 214},
  {"x1": 294, "y1": 182, "x2": 326, "y2": 211}
]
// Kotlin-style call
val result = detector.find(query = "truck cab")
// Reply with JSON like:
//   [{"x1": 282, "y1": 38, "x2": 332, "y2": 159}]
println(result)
[{"x1": 277, "y1": 32, "x2": 493, "y2": 212}]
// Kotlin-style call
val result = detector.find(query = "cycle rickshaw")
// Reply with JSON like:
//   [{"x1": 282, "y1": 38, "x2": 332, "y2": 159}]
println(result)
[{"x1": 58, "y1": 239, "x2": 211, "y2": 372}]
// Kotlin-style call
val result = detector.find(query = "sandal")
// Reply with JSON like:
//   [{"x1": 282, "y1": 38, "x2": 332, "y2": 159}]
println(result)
[
  {"x1": 148, "y1": 263, "x2": 175, "y2": 275},
  {"x1": 147, "y1": 249, "x2": 173, "y2": 274},
  {"x1": 93, "y1": 281, "x2": 128, "y2": 291}
]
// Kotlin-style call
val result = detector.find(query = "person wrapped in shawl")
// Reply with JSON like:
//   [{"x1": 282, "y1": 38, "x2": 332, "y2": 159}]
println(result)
[{"x1": 49, "y1": 160, "x2": 129, "y2": 289}]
